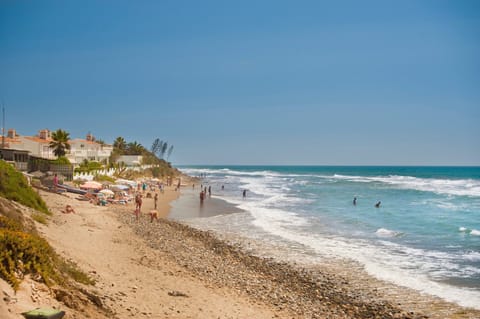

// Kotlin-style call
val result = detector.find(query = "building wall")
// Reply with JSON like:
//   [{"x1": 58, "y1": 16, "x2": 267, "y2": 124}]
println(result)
[
  {"x1": 116, "y1": 155, "x2": 143, "y2": 166},
  {"x1": 67, "y1": 139, "x2": 113, "y2": 164},
  {"x1": 16, "y1": 136, "x2": 55, "y2": 159}
]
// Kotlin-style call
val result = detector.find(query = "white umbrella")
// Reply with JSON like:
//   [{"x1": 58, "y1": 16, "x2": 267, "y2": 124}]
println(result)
[
  {"x1": 111, "y1": 184, "x2": 130, "y2": 191},
  {"x1": 99, "y1": 189, "x2": 114, "y2": 196}
]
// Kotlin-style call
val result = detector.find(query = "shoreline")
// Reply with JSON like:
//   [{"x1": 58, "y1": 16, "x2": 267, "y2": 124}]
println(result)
[
  {"x1": 3, "y1": 182, "x2": 479, "y2": 318},
  {"x1": 165, "y1": 187, "x2": 480, "y2": 318}
]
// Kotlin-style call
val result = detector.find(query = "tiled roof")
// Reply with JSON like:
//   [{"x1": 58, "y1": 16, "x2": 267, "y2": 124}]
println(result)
[
  {"x1": 24, "y1": 136, "x2": 52, "y2": 144},
  {"x1": 70, "y1": 138, "x2": 99, "y2": 145}
]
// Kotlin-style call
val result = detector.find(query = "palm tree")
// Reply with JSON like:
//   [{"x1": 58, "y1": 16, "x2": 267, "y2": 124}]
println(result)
[
  {"x1": 126, "y1": 141, "x2": 145, "y2": 155},
  {"x1": 113, "y1": 136, "x2": 127, "y2": 151},
  {"x1": 49, "y1": 129, "x2": 71, "y2": 157}
]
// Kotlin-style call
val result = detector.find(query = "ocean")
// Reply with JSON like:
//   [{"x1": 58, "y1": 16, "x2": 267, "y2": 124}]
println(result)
[{"x1": 174, "y1": 166, "x2": 480, "y2": 309}]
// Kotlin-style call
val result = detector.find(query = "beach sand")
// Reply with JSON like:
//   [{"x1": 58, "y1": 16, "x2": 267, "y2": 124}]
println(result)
[{"x1": 2, "y1": 183, "x2": 479, "y2": 319}]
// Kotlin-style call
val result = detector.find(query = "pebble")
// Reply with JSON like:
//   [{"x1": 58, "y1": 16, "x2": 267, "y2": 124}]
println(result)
[{"x1": 116, "y1": 209, "x2": 473, "y2": 319}]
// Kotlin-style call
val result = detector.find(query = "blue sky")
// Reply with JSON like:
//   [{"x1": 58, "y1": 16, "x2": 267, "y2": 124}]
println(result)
[{"x1": 1, "y1": 0, "x2": 479, "y2": 165}]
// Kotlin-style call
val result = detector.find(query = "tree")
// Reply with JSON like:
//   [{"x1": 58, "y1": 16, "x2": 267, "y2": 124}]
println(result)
[
  {"x1": 113, "y1": 137, "x2": 127, "y2": 151},
  {"x1": 126, "y1": 141, "x2": 145, "y2": 155},
  {"x1": 161, "y1": 142, "x2": 168, "y2": 159},
  {"x1": 49, "y1": 129, "x2": 71, "y2": 157},
  {"x1": 167, "y1": 145, "x2": 174, "y2": 161},
  {"x1": 151, "y1": 138, "x2": 174, "y2": 160},
  {"x1": 151, "y1": 138, "x2": 162, "y2": 155}
]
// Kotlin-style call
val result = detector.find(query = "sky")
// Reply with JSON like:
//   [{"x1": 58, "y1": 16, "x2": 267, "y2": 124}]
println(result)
[{"x1": 1, "y1": 0, "x2": 479, "y2": 165}]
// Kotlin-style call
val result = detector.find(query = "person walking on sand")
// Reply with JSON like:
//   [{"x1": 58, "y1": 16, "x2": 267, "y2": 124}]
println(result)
[
  {"x1": 154, "y1": 193, "x2": 158, "y2": 210},
  {"x1": 135, "y1": 193, "x2": 143, "y2": 211}
]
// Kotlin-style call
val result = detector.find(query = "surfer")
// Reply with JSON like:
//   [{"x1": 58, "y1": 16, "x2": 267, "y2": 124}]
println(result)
[
  {"x1": 243, "y1": 189, "x2": 247, "y2": 198},
  {"x1": 353, "y1": 197, "x2": 357, "y2": 205},
  {"x1": 375, "y1": 201, "x2": 381, "y2": 208}
]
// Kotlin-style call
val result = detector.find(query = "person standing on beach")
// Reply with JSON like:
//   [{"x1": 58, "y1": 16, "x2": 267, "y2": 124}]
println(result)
[
  {"x1": 200, "y1": 190, "x2": 205, "y2": 204},
  {"x1": 135, "y1": 193, "x2": 143, "y2": 211},
  {"x1": 208, "y1": 186, "x2": 211, "y2": 197},
  {"x1": 154, "y1": 193, "x2": 158, "y2": 210},
  {"x1": 53, "y1": 173, "x2": 58, "y2": 192}
]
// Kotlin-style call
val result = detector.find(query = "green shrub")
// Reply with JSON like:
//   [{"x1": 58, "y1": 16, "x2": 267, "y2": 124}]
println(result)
[
  {"x1": 0, "y1": 215, "x2": 94, "y2": 290},
  {"x1": 0, "y1": 215, "x2": 23, "y2": 232},
  {"x1": 0, "y1": 228, "x2": 59, "y2": 290},
  {"x1": 51, "y1": 156, "x2": 71, "y2": 165},
  {"x1": 0, "y1": 160, "x2": 50, "y2": 215}
]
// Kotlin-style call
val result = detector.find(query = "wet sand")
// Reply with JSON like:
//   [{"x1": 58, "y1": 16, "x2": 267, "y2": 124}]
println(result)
[{"x1": 169, "y1": 188, "x2": 243, "y2": 220}]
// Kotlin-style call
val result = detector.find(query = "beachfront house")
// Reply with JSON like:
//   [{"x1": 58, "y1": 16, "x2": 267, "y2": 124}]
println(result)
[
  {"x1": 67, "y1": 133, "x2": 113, "y2": 165},
  {"x1": 2, "y1": 129, "x2": 113, "y2": 165},
  {"x1": 3, "y1": 129, "x2": 56, "y2": 159}
]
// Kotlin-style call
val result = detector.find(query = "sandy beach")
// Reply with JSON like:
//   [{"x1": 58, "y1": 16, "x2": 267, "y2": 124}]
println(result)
[{"x1": 1, "y1": 183, "x2": 479, "y2": 319}]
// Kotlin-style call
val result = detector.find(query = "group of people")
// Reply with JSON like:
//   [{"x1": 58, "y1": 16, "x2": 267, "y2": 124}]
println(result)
[
  {"x1": 353, "y1": 197, "x2": 381, "y2": 208},
  {"x1": 133, "y1": 192, "x2": 160, "y2": 222},
  {"x1": 199, "y1": 185, "x2": 213, "y2": 203},
  {"x1": 199, "y1": 185, "x2": 248, "y2": 204}
]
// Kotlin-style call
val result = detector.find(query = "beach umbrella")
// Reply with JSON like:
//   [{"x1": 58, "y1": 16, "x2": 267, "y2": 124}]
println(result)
[
  {"x1": 80, "y1": 181, "x2": 103, "y2": 190},
  {"x1": 99, "y1": 189, "x2": 115, "y2": 196},
  {"x1": 111, "y1": 184, "x2": 130, "y2": 191}
]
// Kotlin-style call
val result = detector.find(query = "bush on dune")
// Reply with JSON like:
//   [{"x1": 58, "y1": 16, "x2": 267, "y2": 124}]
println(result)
[
  {"x1": 0, "y1": 161, "x2": 94, "y2": 290},
  {"x1": 0, "y1": 160, "x2": 50, "y2": 215}
]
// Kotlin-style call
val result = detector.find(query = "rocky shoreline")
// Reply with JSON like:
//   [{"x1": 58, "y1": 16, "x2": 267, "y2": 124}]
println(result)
[{"x1": 118, "y1": 209, "x2": 432, "y2": 319}]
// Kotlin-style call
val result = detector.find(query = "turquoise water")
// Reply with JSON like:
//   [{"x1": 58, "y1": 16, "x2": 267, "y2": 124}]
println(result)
[{"x1": 178, "y1": 166, "x2": 480, "y2": 309}]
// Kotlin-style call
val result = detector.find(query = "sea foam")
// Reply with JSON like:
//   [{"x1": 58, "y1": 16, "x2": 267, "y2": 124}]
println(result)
[
  {"x1": 375, "y1": 228, "x2": 401, "y2": 237},
  {"x1": 330, "y1": 174, "x2": 480, "y2": 197},
  {"x1": 470, "y1": 229, "x2": 480, "y2": 236}
]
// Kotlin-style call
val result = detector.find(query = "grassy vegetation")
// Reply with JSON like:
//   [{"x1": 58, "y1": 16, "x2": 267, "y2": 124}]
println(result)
[
  {"x1": 31, "y1": 212, "x2": 48, "y2": 225},
  {"x1": 0, "y1": 161, "x2": 94, "y2": 290},
  {"x1": 0, "y1": 216, "x2": 59, "y2": 290},
  {"x1": 0, "y1": 160, "x2": 50, "y2": 215}
]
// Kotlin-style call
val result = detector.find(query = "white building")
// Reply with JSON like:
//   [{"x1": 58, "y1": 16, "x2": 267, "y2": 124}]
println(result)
[
  {"x1": 67, "y1": 133, "x2": 113, "y2": 165},
  {"x1": 116, "y1": 155, "x2": 143, "y2": 166},
  {"x1": 3, "y1": 129, "x2": 113, "y2": 165},
  {"x1": 4, "y1": 129, "x2": 55, "y2": 159}
]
